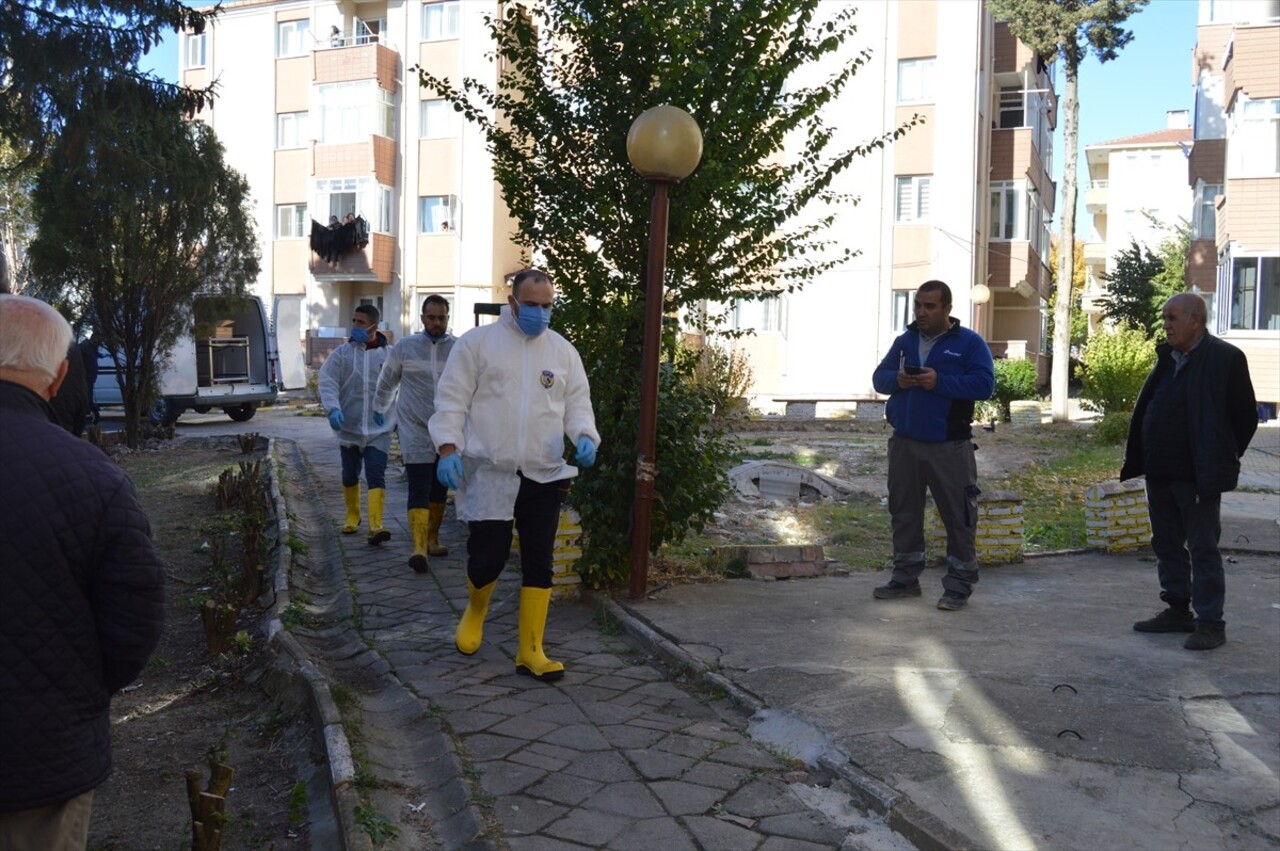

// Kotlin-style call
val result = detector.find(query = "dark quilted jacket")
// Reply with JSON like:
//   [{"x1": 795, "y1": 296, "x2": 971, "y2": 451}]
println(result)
[{"x1": 0, "y1": 380, "x2": 165, "y2": 811}]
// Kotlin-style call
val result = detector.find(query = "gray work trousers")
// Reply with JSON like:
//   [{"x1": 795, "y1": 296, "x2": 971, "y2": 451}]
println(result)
[{"x1": 887, "y1": 435, "x2": 980, "y2": 596}]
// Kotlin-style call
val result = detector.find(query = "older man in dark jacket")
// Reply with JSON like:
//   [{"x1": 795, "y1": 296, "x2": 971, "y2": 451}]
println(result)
[
  {"x1": 1121, "y1": 292, "x2": 1257, "y2": 651},
  {"x1": 0, "y1": 294, "x2": 165, "y2": 850}
]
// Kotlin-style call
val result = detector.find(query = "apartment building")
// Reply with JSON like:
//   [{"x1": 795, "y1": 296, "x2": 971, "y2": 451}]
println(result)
[
  {"x1": 1081, "y1": 113, "x2": 1194, "y2": 335},
  {"x1": 1185, "y1": 0, "x2": 1279, "y2": 408},
  {"x1": 182, "y1": 0, "x2": 1052, "y2": 401},
  {"x1": 730, "y1": 0, "x2": 1056, "y2": 406},
  {"x1": 181, "y1": 0, "x2": 520, "y2": 389}
]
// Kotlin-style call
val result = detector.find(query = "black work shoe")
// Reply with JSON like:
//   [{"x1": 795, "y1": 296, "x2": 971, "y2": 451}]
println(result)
[
  {"x1": 1133, "y1": 608, "x2": 1195, "y2": 633},
  {"x1": 937, "y1": 592, "x2": 968, "y2": 611},
  {"x1": 873, "y1": 580, "x2": 922, "y2": 600},
  {"x1": 1184, "y1": 627, "x2": 1226, "y2": 650},
  {"x1": 367, "y1": 529, "x2": 391, "y2": 546}
]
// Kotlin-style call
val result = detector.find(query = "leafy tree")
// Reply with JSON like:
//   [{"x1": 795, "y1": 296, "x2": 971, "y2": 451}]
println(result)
[
  {"x1": 0, "y1": 0, "x2": 215, "y2": 175},
  {"x1": 0, "y1": 141, "x2": 37, "y2": 294},
  {"x1": 416, "y1": 0, "x2": 919, "y2": 587},
  {"x1": 1099, "y1": 239, "x2": 1163, "y2": 333},
  {"x1": 1077, "y1": 325, "x2": 1155, "y2": 414},
  {"x1": 28, "y1": 100, "x2": 259, "y2": 448},
  {"x1": 1048, "y1": 234, "x2": 1088, "y2": 353},
  {"x1": 1100, "y1": 222, "x2": 1186, "y2": 336},
  {"x1": 988, "y1": 0, "x2": 1148, "y2": 422}
]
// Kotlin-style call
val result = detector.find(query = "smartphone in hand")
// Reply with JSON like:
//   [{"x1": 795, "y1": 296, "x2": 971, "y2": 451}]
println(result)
[{"x1": 904, "y1": 365, "x2": 924, "y2": 375}]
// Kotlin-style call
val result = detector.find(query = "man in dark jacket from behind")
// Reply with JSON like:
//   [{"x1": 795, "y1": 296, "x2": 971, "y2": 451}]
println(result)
[
  {"x1": 1122, "y1": 292, "x2": 1257, "y2": 651},
  {"x1": 0, "y1": 294, "x2": 165, "y2": 849}
]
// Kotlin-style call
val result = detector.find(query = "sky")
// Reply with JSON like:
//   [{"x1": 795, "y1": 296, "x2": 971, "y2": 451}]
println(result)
[
  {"x1": 1052, "y1": 0, "x2": 1200, "y2": 229},
  {"x1": 137, "y1": 0, "x2": 1201, "y2": 232}
]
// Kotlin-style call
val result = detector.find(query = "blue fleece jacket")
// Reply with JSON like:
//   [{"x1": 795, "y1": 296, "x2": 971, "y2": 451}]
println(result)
[{"x1": 871, "y1": 318, "x2": 995, "y2": 442}]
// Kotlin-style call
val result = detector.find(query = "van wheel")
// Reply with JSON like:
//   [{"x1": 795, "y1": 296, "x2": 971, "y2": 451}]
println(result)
[
  {"x1": 193, "y1": 405, "x2": 213, "y2": 414},
  {"x1": 226, "y1": 403, "x2": 257, "y2": 422},
  {"x1": 149, "y1": 398, "x2": 181, "y2": 426}
]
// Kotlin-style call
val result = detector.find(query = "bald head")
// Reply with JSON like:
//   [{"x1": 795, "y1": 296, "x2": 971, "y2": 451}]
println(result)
[
  {"x1": 0, "y1": 294, "x2": 72, "y2": 399},
  {"x1": 1161, "y1": 292, "x2": 1208, "y2": 353}
]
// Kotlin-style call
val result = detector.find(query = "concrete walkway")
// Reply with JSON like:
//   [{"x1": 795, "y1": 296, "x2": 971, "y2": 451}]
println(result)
[
  {"x1": 182, "y1": 406, "x2": 1278, "y2": 850},
  {"x1": 277, "y1": 418, "x2": 913, "y2": 851}
]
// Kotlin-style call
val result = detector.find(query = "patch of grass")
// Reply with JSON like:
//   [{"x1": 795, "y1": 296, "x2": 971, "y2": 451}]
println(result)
[
  {"x1": 286, "y1": 535, "x2": 308, "y2": 555},
  {"x1": 288, "y1": 780, "x2": 307, "y2": 827},
  {"x1": 329, "y1": 681, "x2": 360, "y2": 716},
  {"x1": 811, "y1": 494, "x2": 893, "y2": 571},
  {"x1": 354, "y1": 802, "x2": 399, "y2": 845},
  {"x1": 593, "y1": 601, "x2": 624, "y2": 636},
  {"x1": 989, "y1": 438, "x2": 1123, "y2": 551}
]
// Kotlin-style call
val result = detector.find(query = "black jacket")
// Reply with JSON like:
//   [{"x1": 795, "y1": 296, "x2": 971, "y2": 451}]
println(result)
[
  {"x1": 1120, "y1": 333, "x2": 1258, "y2": 496},
  {"x1": 0, "y1": 380, "x2": 165, "y2": 811}
]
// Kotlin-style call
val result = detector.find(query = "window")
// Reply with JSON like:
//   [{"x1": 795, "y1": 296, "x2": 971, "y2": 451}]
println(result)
[
  {"x1": 891, "y1": 291, "x2": 912, "y2": 333},
  {"x1": 422, "y1": 1, "x2": 460, "y2": 41},
  {"x1": 420, "y1": 99, "x2": 460, "y2": 138},
  {"x1": 1225, "y1": 256, "x2": 1280, "y2": 331},
  {"x1": 731, "y1": 297, "x2": 783, "y2": 332},
  {"x1": 989, "y1": 181, "x2": 1026, "y2": 241},
  {"x1": 1193, "y1": 182, "x2": 1223, "y2": 240},
  {"x1": 276, "y1": 112, "x2": 309, "y2": 149},
  {"x1": 897, "y1": 58, "x2": 935, "y2": 104},
  {"x1": 276, "y1": 204, "x2": 307, "y2": 239},
  {"x1": 315, "y1": 82, "x2": 395, "y2": 144},
  {"x1": 355, "y1": 18, "x2": 385, "y2": 45},
  {"x1": 277, "y1": 20, "x2": 311, "y2": 58},
  {"x1": 895, "y1": 175, "x2": 931, "y2": 223},
  {"x1": 1227, "y1": 97, "x2": 1280, "y2": 177},
  {"x1": 183, "y1": 33, "x2": 206, "y2": 68},
  {"x1": 420, "y1": 195, "x2": 459, "y2": 234},
  {"x1": 314, "y1": 177, "x2": 393, "y2": 234},
  {"x1": 999, "y1": 86, "x2": 1025, "y2": 129}
]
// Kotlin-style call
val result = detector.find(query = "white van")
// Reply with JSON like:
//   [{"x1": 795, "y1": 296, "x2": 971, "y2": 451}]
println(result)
[{"x1": 93, "y1": 295, "x2": 281, "y2": 425}]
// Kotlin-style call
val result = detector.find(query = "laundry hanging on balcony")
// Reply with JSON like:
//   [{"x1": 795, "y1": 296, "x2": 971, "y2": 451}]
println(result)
[{"x1": 310, "y1": 216, "x2": 370, "y2": 265}]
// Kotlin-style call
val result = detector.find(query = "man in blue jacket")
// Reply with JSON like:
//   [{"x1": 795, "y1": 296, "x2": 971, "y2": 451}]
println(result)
[
  {"x1": 871, "y1": 280, "x2": 995, "y2": 611},
  {"x1": 0, "y1": 295, "x2": 165, "y2": 849}
]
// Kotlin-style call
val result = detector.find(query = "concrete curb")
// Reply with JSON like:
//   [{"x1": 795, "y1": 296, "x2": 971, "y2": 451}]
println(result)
[
  {"x1": 259, "y1": 436, "x2": 366, "y2": 850},
  {"x1": 594, "y1": 590, "x2": 981, "y2": 851}
]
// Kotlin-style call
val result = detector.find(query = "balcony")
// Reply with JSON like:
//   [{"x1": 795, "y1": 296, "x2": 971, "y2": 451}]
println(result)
[
  {"x1": 313, "y1": 39, "x2": 399, "y2": 91},
  {"x1": 310, "y1": 222, "x2": 395, "y2": 284},
  {"x1": 1084, "y1": 180, "x2": 1109, "y2": 213},
  {"x1": 1083, "y1": 241, "x2": 1108, "y2": 265}
]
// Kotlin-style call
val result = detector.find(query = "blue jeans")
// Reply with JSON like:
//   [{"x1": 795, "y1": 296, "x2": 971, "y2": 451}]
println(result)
[
  {"x1": 340, "y1": 444, "x2": 387, "y2": 490},
  {"x1": 1145, "y1": 477, "x2": 1224, "y2": 628}
]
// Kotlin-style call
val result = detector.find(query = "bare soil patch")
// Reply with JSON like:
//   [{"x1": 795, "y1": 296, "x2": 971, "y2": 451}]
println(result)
[{"x1": 87, "y1": 437, "x2": 310, "y2": 851}]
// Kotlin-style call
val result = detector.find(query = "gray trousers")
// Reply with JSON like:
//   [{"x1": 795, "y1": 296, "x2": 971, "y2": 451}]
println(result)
[
  {"x1": 887, "y1": 435, "x2": 980, "y2": 596},
  {"x1": 1146, "y1": 478, "x2": 1225, "y2": 629}
]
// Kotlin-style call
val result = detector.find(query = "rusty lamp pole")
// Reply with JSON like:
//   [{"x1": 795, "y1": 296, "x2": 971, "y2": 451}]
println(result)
[{"x1": 626, "y1": 104, "x2": 703, "y2": 601}]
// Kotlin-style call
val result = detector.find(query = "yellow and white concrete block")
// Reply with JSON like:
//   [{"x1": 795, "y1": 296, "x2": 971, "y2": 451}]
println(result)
[
  {"x1": 929, "y1": 489, "x2": 1025, "y2": 563},
  {"x1": 1084, "y1": 479, "x2": 1151, "y2": 552}
]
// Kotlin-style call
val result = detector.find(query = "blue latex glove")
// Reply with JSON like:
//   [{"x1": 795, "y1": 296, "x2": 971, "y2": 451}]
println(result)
[
  {"x1": 437, "y1": 454, "x2": 463, "y2": 489},
  {"x1": 372, "y1": 410, "x2": 386, "y2": 427},
  {"x1": 575, "y1": 436, "x2": 597, "y2": 469},
  {"x1": 327, "y1": 409, "x2": 344, "y2": 431}
]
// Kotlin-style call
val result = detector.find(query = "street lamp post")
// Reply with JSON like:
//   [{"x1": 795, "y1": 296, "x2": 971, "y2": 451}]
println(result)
[
  {"x1": 970, "y1": 283, "x2": 991, "y2": 336},
  {"x1": 625, "y1": 104, "x2": 703, "y2": 601}
]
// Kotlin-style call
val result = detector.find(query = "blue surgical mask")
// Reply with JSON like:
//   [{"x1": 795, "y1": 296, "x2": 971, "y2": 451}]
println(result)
[
  {"x1": 515, "y1": 305, "x2": 552, "y2": 338},
  {"x1": 349, "y1": 326, "x2": 370, "y2": 343}
]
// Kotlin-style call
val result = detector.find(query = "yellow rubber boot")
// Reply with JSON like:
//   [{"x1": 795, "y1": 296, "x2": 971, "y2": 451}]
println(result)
[
  {"x1": 408, "y1": 508, "x2": 430, "y2": 573},
  {"x1": 367, "y1": 488, "x2": 391, "y2": 546},
  {"x1": 427, "y1": 502, "x2": 449, "y2": 556},
  {"x1": 341, "y1": 485, "x2": 361, "y2": 534},
  {"x1": 515, "y1": 586, "x2": 564, "y2": 682},
  {"x1": 455, "y1": 579, "x2": 496, "y2": 655}
]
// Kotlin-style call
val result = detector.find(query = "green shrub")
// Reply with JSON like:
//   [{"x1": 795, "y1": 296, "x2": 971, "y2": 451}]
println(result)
[
  {"x1": 1077, "y1": 327, "x2": 1155, "y2": 414},
  {"x1": 1093, "y1": 410, "x2": 1132, "y2": 445},
  {"x1": 989, "y1": 358, "x2": 1039, "y2": 421}
]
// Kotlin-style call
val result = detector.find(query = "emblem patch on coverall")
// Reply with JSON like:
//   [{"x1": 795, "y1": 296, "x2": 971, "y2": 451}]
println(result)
[{"x1": 540, "y1": 370, "x2": 555, "y2": 388}]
